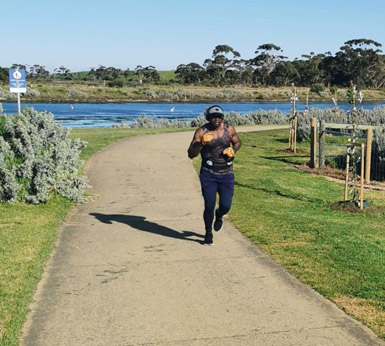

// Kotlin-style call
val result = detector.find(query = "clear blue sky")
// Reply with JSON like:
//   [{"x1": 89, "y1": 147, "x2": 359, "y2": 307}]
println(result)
[{"x1": 2, "y1": 0, "x2": 385, "y2": 72}]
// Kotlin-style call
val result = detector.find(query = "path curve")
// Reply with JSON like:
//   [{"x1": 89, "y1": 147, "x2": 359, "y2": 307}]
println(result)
[{"x1": 22, "y1": 125, "x2": 384, "y2": 346}]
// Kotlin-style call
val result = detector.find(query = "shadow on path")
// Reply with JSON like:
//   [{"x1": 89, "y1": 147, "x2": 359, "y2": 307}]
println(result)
[{"x1": 90, "y1": 213, "x2": 203, "y2": 243}]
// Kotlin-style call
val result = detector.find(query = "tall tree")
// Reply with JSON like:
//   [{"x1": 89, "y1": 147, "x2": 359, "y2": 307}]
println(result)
[
  {"x1": 335, "y1": 38, "x2": 384, "y2": 87},
  {"x1": 175, "y1": 63, "x2": 205, "y2": 84},
  {"x1": 250, "y1": 44, "x2": 286, "y2": 85},
  {"x1": 205, "y1": 44, "x2": 241, "y2": 84},
  {"x1": 300, "y1": 52, "x2": 325, "y2": 85},
  {"x1": 54, "y1": 66, "x2": 71, "y2": 78}
]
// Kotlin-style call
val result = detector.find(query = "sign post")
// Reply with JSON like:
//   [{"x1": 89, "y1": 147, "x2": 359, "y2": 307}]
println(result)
[{"x1": 9, "y1": 69, "x2": 27, "y2": 114}]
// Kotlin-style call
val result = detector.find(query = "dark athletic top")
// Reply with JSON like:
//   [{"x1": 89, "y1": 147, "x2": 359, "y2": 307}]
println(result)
[{"x1": 200, "y1": 123, "x2": 233, "y2": 175}]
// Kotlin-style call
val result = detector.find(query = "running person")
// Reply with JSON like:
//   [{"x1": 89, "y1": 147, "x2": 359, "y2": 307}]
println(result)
[{"x1": 188, "y1": 105, "x2": 241, "y2": 245}]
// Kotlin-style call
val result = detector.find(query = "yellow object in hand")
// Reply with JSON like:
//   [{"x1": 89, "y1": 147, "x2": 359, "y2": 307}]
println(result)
[
  {"x1": 202, "y1": 133, "x2": 214, "y2": 144},
  {"x1": 223, "y1": 147, "x2": 234, "y2": 158}
]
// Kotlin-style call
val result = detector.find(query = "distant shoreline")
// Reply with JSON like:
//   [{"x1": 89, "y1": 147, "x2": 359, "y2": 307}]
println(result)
[{"x1": 1, "y1": 83, "x2": 385, "y2": 104}]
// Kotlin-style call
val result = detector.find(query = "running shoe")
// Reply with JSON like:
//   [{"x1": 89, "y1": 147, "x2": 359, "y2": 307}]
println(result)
[
  {"x1": 203, "y1": 232, "x2": 214, "y2": 246},
  {"x1": 213, "y1": 212, "x2": 223, "y2": 232}
]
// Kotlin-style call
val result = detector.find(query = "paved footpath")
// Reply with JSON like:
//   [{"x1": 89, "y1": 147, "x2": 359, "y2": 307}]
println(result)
[{"x1": 22, "y1": 126, "x2": 384, "y2": 346}]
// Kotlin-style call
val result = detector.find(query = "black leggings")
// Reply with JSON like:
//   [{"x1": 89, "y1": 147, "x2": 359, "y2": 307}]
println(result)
[{"x1": 199, "y1": 170, "x2": 234, "y2": 232}]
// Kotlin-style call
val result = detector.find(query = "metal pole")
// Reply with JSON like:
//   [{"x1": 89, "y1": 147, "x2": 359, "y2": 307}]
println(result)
[{"x1": 17, "y1": 92, "x2": 21, "y2": 114}]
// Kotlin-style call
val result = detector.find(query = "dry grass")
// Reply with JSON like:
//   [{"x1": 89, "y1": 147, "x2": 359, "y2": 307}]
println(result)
[{"x1": 335, "y1": 296, "x2": 385, "y2": 338}]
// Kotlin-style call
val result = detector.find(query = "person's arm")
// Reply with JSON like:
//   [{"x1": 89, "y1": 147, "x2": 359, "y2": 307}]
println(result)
[
  {"x1": 230, "y1": 125, "x2": 242, "y2": 153},
  {"x1": 187, "y1": 128, "x2": 204, "y2": 159},
  {"x1": 222, "y1": 125, "x2": 241, "y2": 158}
]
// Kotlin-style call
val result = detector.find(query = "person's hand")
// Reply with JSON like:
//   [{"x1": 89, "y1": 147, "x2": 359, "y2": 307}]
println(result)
[
  {"x1": 223, "y1": 147, "x2": 235, "y2": 158},
  {"x1": 202, "y1": 133, "x2": 213, "y2": 145}
]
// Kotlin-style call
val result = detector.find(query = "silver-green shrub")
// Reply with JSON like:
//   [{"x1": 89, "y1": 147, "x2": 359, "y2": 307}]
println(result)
[
  {"x1": 0, "y1": 108, "x2": 88, "y2": 204},
  {"x1": 113, "y1": 114, "x2": 190, "y2": 129},
  {"x1": 297, "y1": 107, "x2": 385, "y2": 181},
  {"x1": 67, "y1": 89, "x2": 85, "y2": 99},
  {"x1": 25, "y1": 88, "x2": 41, "y2": 98},
  {"x1": 297, "y1": 107, "x2": 385, "y2": 142},
  {"x1": 190, "y1": 110, "x2": 288, "y2": 127},
  {"x1": 0, "y1": 88, "x2": 17, "y2": 100},
  {"x1": 114, "y1": 110, "x2": 288, "y2": 129}
]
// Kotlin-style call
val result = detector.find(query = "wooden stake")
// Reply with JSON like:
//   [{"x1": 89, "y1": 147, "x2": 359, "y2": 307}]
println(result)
[
  {"x1": 344, "y1": 154, "x2": 350, "y2": 201},
  {"x1": 293, "y1": 116, "x2": 297, "y2": 154},
  {"x1": 310, "y1": 118, "x2": 317, "y2": 168},
  {"x1": 288, "y1": 119, "x2": 292, "y2": 150},
  {"x1": 319, "y1": 121, "x2": 325, "y2": 168},
  {"x1": 360, "y1": 143, "x2": 365, "y2": 210},
  {"x1": 365, "y1": 128, "x2": 373, "y2": 184}
]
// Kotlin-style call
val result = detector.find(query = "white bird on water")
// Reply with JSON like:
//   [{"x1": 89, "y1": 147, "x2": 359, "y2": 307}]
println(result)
[
  {"x1": 170, "y1": 106, "x2": 175, "y2": 112},
  {"x1": 70, "y1": 105, "x2": 74, "y2": 110}
]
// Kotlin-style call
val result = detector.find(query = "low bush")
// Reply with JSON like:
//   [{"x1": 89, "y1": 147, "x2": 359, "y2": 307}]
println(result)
[
  {"x1": 25, "y1": 88, "x2": 41, "y2": 98},
  {"x1": 310, "y1": 83, "x2": 325, "y2": 94},
  {"x1": 296, "y1": 107, "x2": 385, "y2": 181},
  {"x1": 113, "y1": 110, "x2": 288, "y2": 129},
  {"x1": 191, "y1": 110, "x2": 288, "y2": 127},
  {"x1": 0, "y1": 108, "x2": 88, "y2": 204},
  {"x1": 67, "y1": 89, "x2": 85, "y2": 99}
]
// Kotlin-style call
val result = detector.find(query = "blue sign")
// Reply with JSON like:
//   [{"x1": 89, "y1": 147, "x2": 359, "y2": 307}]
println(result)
[{"x1": 9, "y1": 69, "x2": 27, "y2": 93}]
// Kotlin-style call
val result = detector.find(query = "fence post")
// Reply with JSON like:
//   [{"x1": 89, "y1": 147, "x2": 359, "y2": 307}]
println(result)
[
  {"x1": 288, "y1": 119, "x2": 292, "y2": 150},
  {"x1": 293, "y1": 115, "x2": 297, "y2": 153},
  {"x1": 310, "y1": 117, "x2": 317, "y2": 168},
  {"x1": 365, "y1": 128, "x2": 373, "y2": 184},
  {"x1": 319, "y1": 120, "x2": 325, "y2": 168},
  {"x1": 360, "y1": 143, "x2": 365, "y2": 210}
]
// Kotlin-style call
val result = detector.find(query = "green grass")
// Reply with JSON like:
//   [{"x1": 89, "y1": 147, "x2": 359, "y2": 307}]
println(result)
[
  {"x1": 193, "y1": 129, "x2": 385, "y2": 337},
  {"x1": 0, "y1": 126, "x2": 191, "y2": 346},
  {"x1": 158, "y1": 70, "x2": 176, "y2": 82},
  {"x1": 226, "y1": 129, "x2": 385, "y2": 338}
]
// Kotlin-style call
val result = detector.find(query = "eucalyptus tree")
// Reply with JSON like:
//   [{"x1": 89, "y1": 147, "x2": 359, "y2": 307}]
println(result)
[
  {"x1": 29, "y1": 64, "x2": 49, "y2": 79},
  {"x1": 250, "y1": 43, "x2": 286, "y2": 85},
  {"x1": 11, "y1": 63, "x2": 27, "y2": 71},
  {"x1": 319, "y1": 51, "x2": 338, "y2": 87},
  {"x1": 135, "y1": 65, "x2": 144, "y2": 83},
  {"x1": 299, "y1": 52, "x2": 325, "y2": 85},
  {"x1": 143, "y1": 66, "x2": 160, "y2": 82},
  {"x1": 335, "y1": 38, "x2": 384, "y2": 87},
  {"x1": 54, "y1": 66, "x2": 71, "y2": 78},
  {"x1": 135, "y1": 65, "x2": 160, "y2": 83},
  {"x1": 238, "y1": 60, "x2": 255, "y2": 86},
  {"x1": 204, "y1": 44, "x2": 241, "y2": 84},
  {"x1": 269, "y1": 61, "x2": 300, "y2": 86},
  {"x1": 0, "y1": 67, "x2": 9, "y2": 82},
  {"x1": 175, "y1": 63, "x2": 205, "y2": 84}
]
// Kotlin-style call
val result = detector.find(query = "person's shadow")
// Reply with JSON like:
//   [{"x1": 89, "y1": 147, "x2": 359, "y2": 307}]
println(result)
[{"x1": 90, "y1": 213, "x2": 203, "y2": 244}]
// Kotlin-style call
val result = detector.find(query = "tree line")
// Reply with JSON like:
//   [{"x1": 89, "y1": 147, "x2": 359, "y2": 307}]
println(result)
[{"x1": 1, "y1": 38, "x2": 384, "y2": 89}]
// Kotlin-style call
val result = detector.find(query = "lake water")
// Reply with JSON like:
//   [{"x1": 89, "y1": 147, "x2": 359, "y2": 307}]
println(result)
[{"x1": 1, "y1": 101, "x2": 385, "y2": 128}]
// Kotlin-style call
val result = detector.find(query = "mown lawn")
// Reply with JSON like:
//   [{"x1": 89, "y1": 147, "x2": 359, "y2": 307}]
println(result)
[
  {"x1": 0, "y1": 127, "x2": 190, "y2": 346},
  {"x1": 228, "y1": 129, "x2": 385, "y2": 338}
]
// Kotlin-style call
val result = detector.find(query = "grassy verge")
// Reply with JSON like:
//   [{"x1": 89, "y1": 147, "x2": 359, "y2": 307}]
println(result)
[
  {"x1": 195, "y1": 129, "x2": 385, "y2": 338},
  {"x1": 0, "y1": 127, "x2": 191, "y2": 346}
]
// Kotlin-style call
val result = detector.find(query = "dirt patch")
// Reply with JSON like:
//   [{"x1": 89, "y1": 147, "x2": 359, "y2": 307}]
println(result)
[
  {"x1": 277, "y1": 149, "x2": 307, "y2": 154},
  {"x1": 294, "y1": 164, "x2": 385, "y2": 191},
  {"x1": 334, "y1": 296, "x2": 385, "y2": 339},
  {"x1": 296, "y1": 164, "x2": 346, "y2": 180}
]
